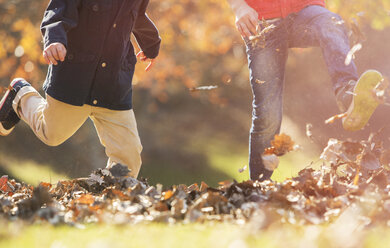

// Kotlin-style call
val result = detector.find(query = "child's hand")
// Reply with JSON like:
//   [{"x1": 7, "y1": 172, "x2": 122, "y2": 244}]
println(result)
[
  {"x1": 136, "y1": 51, "x2": 155, "y2": 72},
  {"x1": 234, "y1": 4, "x2": 258, "y2": 37},
  {"x1": 43, "y1": 43, "x2": 67, "y2": 65}
]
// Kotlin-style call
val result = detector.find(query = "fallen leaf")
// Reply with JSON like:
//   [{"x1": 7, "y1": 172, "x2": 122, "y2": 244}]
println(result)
[
  {"x1": 76, "y1": 194, "x2": 95, "y2": 205},
  {"x1": 358, "y1": 150, "x2": 381, "y2": 170},
  {"x1": 39, "y1": 182, "x2": 52, "y2": 189},
  {"x1": 0, "y1": 175, "x2": 9, "y2": 192},
  {"x1": 380, "y1": 149, "x2": 390, "y2": 165},
  {"x1": 163, "y1": 190, "x2": 174, "y2": 200},
  {"x1": 109, "y1": 164, "x2": 131, "y2": 177},
  {"x1": 200, "y1": 182, "x2": 209, "y2": 192}
]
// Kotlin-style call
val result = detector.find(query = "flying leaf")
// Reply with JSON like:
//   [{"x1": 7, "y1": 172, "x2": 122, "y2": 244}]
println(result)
[
  {"x1": 238, "y1": 165, "x2": 247, "y2": 173},
  {"x1": 189, "y1": 85, "x2": 218, "y2": 92},
  {"x1": 270, "y1": 133, "x2": 295, "y2": 156},
  {"x1": 325, "y1": 113, "x2": 347, "y2": 124},
  {"x1": 306, "y1": 123, "x2": 313, "y2": 140},
  {"x1": 262, "y1": 154, "x2": 279, "y2": 171},
  {"x1": 344, "y1": 43, "x2": 362, "y2": 66}
]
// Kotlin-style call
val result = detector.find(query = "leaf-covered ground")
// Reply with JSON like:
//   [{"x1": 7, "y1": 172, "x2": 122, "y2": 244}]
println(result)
[
  {"x1": 2, "y1": 132, "x2": 390, "y2": 247},
  {"x1": 1, "y1": 131, "x2": 390, "y2": 227}
]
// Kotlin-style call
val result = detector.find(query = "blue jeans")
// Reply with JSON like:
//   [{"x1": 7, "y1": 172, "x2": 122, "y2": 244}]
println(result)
[{"x1": 245, "y1": 5, "x2": 358, "y2": 180}]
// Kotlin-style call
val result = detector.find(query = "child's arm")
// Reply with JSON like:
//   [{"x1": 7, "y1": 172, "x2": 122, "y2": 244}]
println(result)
[
  {"x1": 227, "y1": 0, "x2": 258, "y2": 37},
  {"x1": 40, "y1": 0, "x2": 80, "y2": 64},
  {"x1": 133, "y1": 0, "x2": 161, "y2": 66}
]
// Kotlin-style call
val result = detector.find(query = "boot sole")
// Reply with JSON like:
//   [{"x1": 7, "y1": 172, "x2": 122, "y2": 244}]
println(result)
[
  {"x1": 342, "y1": 70, "x2": 385, "y2": 131},
  {"x1": 0, "y1": 79, "x2": 22, "y2": 136},
  {"x1": 0, "y1": 124, "x2": 14, "y2": 136}
]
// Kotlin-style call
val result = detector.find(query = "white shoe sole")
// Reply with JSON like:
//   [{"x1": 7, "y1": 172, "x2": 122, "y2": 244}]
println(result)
[{"x1": 0, "y1": 79, "x2": 23, "y2": 136}]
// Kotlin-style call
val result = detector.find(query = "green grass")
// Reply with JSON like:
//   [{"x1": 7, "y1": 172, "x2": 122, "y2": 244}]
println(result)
[
  {"x1": 0, "y1": 153, "x2": 68, "y2": 185},
  {"x1": 0, "y1": 222, "x2": 273, "y2": 248},
  {"x1": 2, "y1": 221, "x2": 390, "y2": 248}
]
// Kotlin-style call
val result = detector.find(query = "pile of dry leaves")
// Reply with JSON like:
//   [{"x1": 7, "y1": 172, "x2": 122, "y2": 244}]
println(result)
[{"x1": 1, "y1": 132, "x2": 390, "y2": 228}]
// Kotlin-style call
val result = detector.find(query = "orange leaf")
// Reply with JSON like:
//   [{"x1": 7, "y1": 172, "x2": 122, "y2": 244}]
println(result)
[
  {"x1": 265, "y1": 133, "x2": 295, "y2": 156},
  {"x1": 218, "y1": 180, "x2": 233, "y2": 188},
  {"x1": 0, "y1": 176, "x2": 8, "y2": 192},
  {"x1": 76, "y1": 194, "x2": 95, "y2": 205},
  {"x1": 39, "y1": 182, "x2": 52, "y2": 189},
  {"x1": 163, "y1": 190, "x2": 174, "y2": 200}
]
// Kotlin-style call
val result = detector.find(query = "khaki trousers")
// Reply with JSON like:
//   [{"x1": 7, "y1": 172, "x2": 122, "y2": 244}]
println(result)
[{"x1": 12, "y1": 86, "x2": 143, "y2": 178}]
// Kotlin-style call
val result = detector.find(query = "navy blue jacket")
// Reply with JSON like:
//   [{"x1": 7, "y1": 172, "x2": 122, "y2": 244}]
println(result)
[{"x1": 41, "y1": 0, "x2": 161, "y2": 110}]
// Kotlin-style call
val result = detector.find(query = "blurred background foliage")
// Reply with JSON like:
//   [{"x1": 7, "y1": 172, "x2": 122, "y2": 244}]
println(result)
[{"x1": 0, "y1": 0, "x2": 389, "y2": 186}]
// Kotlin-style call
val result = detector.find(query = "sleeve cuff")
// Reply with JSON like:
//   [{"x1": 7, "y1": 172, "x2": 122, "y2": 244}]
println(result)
[
  {"x1": 44, "y1": 36, "x2": 68, "y2": 50},
  {"x1": 141, "y1": 39, "x2": 161, "y2": 59}
]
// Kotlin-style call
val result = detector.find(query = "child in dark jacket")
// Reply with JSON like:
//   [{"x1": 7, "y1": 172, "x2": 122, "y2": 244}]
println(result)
[{"x1": 0, "y1": 0, "x2": 161, "y2": 178}]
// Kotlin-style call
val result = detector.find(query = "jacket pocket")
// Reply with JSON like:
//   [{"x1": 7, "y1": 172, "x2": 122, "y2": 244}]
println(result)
[{"x1": 121, "y1": 54, "x2": 137, "y2": 71}]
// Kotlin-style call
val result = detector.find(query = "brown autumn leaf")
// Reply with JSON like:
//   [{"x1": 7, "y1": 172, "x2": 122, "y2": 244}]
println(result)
[
  {"x1": 154, "y1": 201, "x2": 169, "y2": 212},
  {"x1": 270, "y1": 133, "x2": 295, "y2": 156},
  {"x1": 357, "y1": 150, "x2": 381, "y2": 170},
  {"x1": 320, "y1": 138, "x2": 343, "y2": 164},
  {"x1": 380, "y1": 149, "x2": 390, "y2": 165},
  {"x1": 200, "y1": 181, "x2": 209, "y2": 192}
]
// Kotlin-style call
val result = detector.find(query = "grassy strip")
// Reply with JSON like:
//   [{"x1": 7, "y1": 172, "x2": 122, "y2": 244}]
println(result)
[
  {"x1": 1, "y1": 222, "x2": 275, "y2": 248},
  {"x1": 0, "y1": 153, "x2": 68, "y2": 185},
  {"x1": 2, "y1": 221, "x2": 390, "y2": 248}
]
